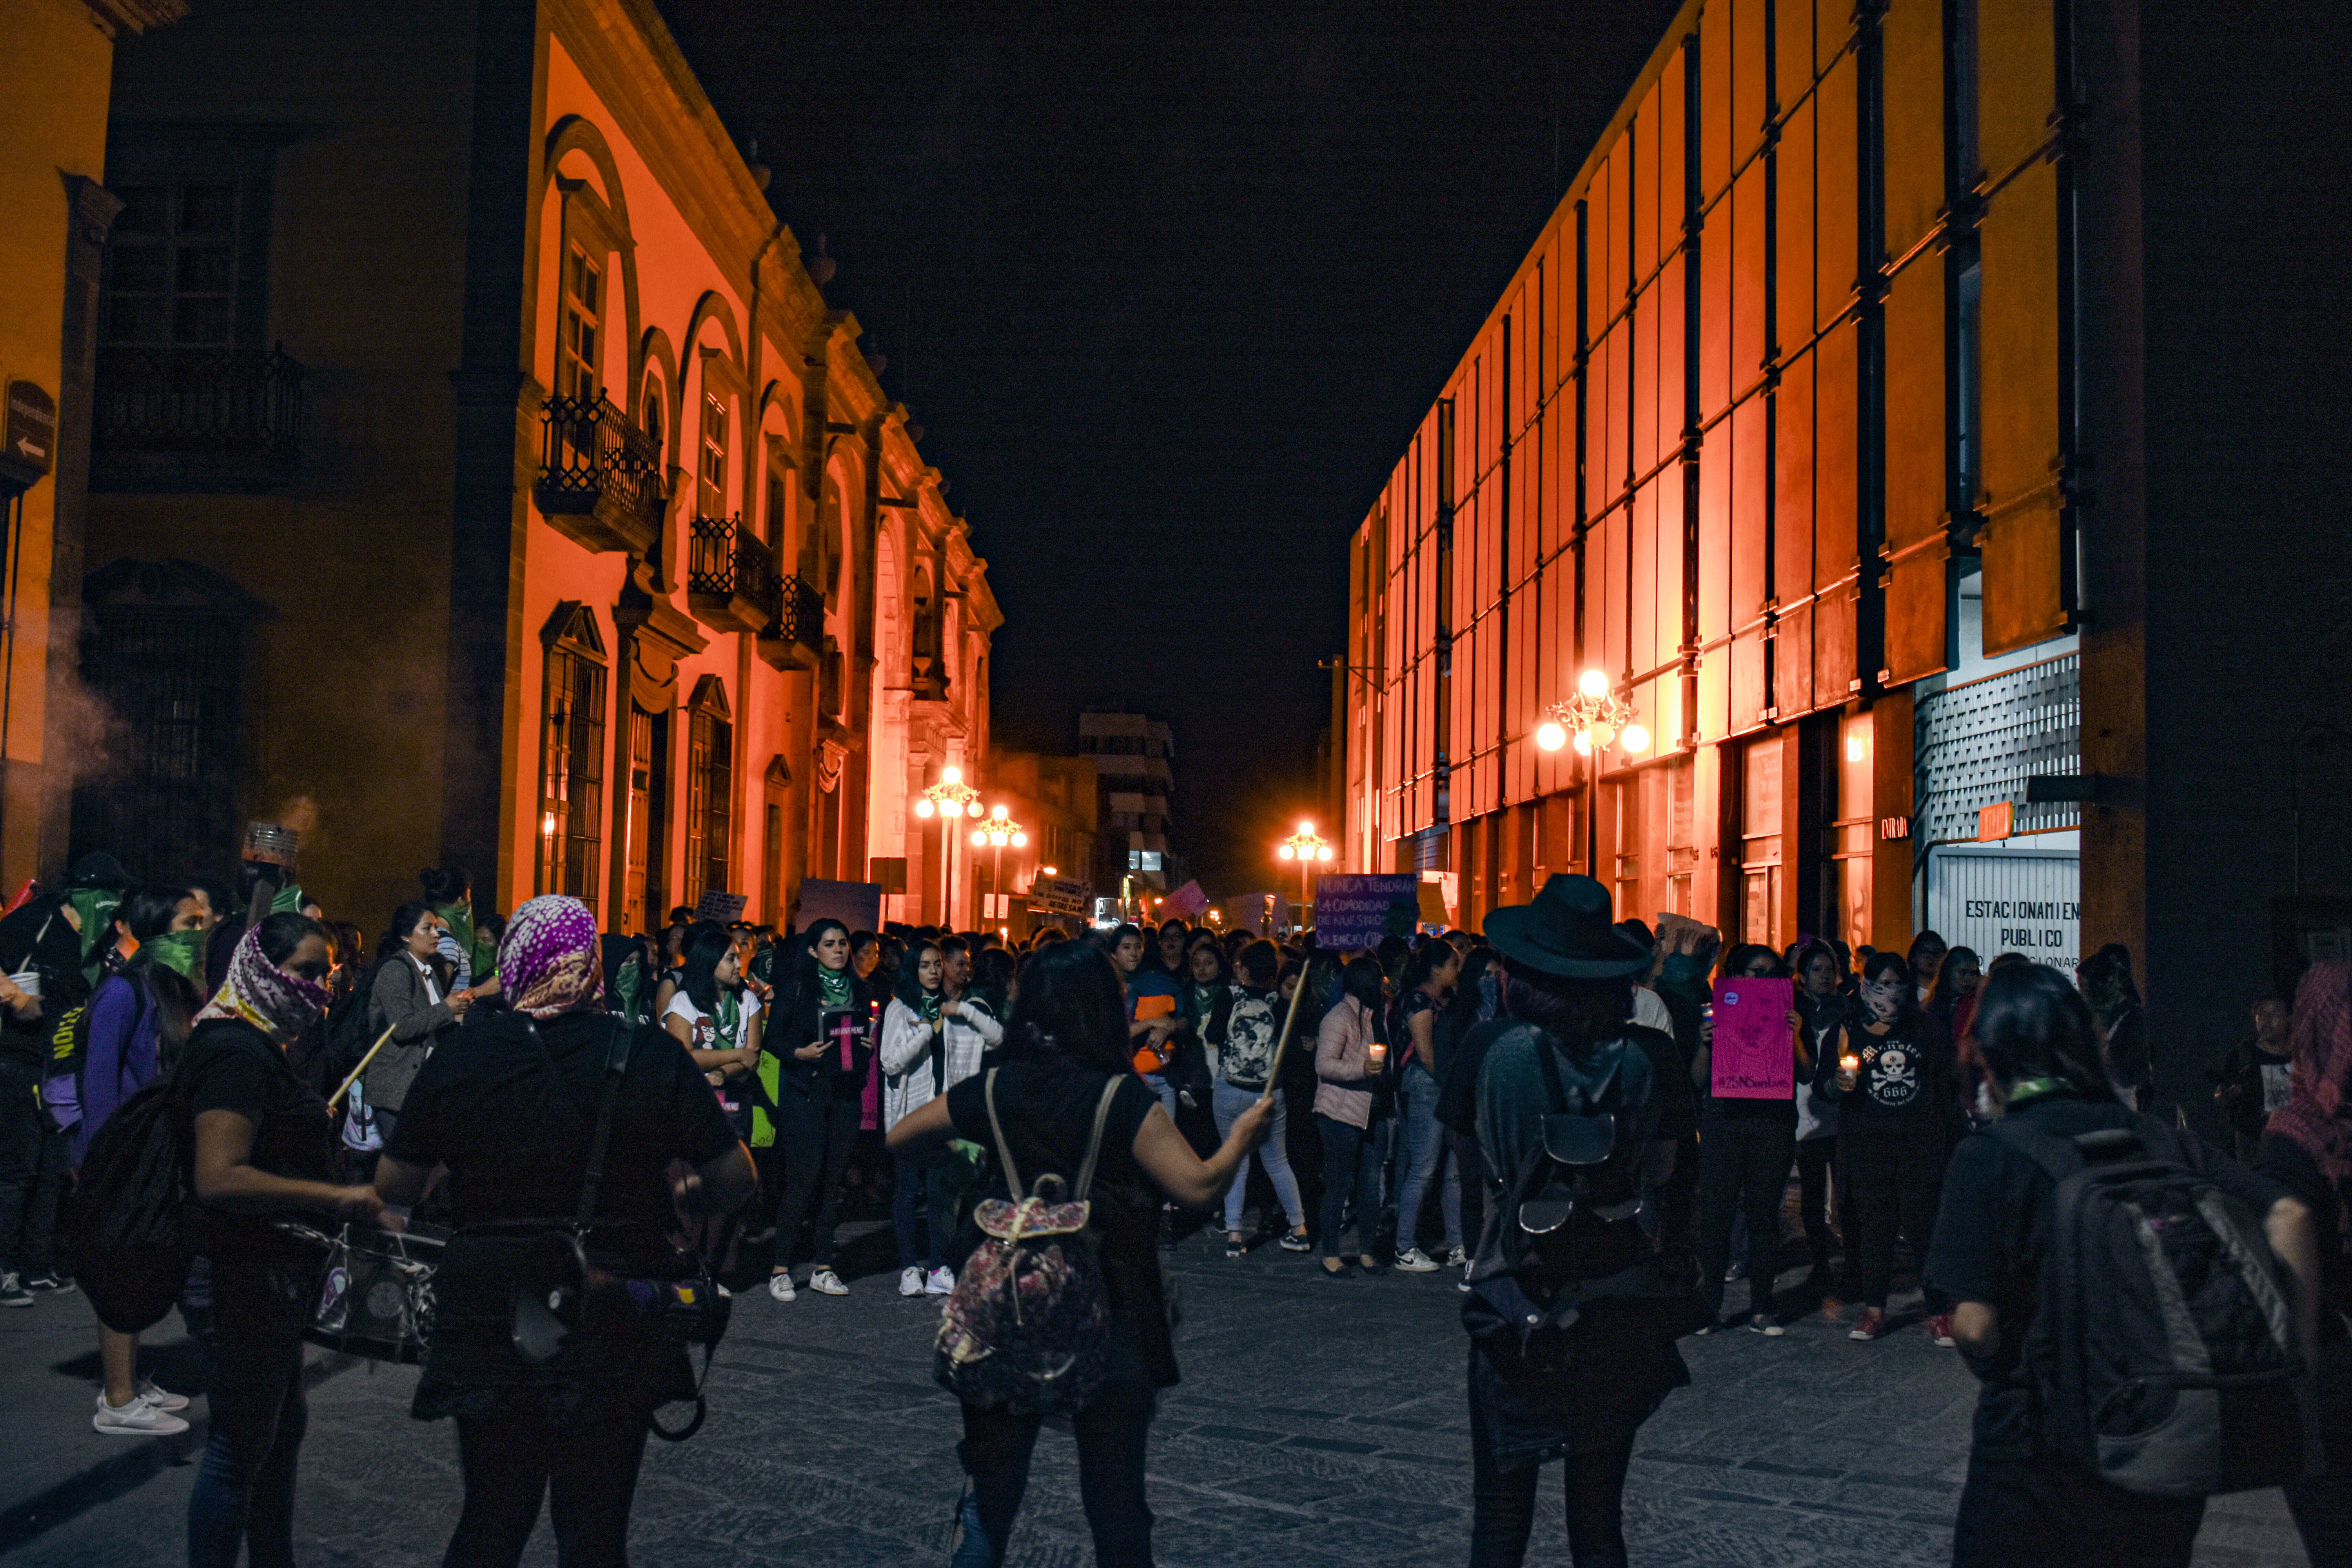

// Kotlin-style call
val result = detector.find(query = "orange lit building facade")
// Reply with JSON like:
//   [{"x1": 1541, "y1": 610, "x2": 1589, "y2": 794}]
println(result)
[
  {"x1": 1346, "y1": 0, "x2": 2352, "y2": 1120},
  {"x1": 79, "y1": 0, "x2": 997, "y2": 932}
]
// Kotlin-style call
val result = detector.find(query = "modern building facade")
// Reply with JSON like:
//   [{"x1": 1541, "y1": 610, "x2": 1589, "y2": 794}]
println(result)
[
  {"x1": 73, "y1": 0, "x2": 998, "y2": 931},
  {"x1": 1343, "y1": 0, "x2": 2352, "y2": 1120},
  {"x1": 1078, "y1": 708, "x2": 1174, "y2": 902}
]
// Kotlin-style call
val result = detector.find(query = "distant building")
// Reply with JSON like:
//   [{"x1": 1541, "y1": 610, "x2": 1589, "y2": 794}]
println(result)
[
  {"x1": 1078, "y1": 709, "x2": 1173, "y2": 900},
  {"x1": 973, "y1": 749, "x2": 1096, "y2": 937}
]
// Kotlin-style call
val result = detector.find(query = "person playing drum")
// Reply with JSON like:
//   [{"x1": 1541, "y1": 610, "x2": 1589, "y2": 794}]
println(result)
[{"x1": 373, "y1": 895, "x2": 755, "y2": 1567}]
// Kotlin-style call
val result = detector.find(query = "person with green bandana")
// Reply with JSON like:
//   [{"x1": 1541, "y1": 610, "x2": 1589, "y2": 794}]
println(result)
[
  {"x1": 420, "y1": 866, "x2": 499, "y2": 992},
  {"x1": 765, "y1": 916, "x2": 875, "y2": 1302},
  {"x1": 76, "y1": 884, "x2": 207, "y2": 1434}
]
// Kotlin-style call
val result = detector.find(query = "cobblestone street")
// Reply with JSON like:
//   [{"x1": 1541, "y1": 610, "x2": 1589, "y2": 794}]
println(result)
[{"x1": 0, "y1": 1218, "x2": 2311, "y2": 1567}]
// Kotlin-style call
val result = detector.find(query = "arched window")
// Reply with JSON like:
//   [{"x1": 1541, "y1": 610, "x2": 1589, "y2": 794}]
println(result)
[
  {"x1": 683, "y1": 675, "x2": 733, "y2": 907},
  {"x1": 537, "y1": 602, "x2": 608, "y2": 913},
  {"x1": 640, "y1": 370, "x2": 664, "y2": 457}
]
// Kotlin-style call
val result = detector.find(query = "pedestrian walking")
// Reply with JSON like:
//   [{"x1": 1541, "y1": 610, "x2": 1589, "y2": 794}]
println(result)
[
  {"x1": 1695, "y1": 944, "x2": 1811, "y2": 1334},
  {"x1": 183, "y1": 915, "x2": 386, "y2": 1568},
  {"x1": 1390, "y1": 939, "x2": 1465, "y2": 1272},
  {"x1": 2079, "y1": 943, "x2": 2150, "y2": 1111},
  {"x1": 2214, "y1": 994, "x2": 2295, "y2": 1161},
  {"x1": 1314, "y1": 956, "x2": 1392, "y2": 1277},
  {"x1": 373, "y1": 895, "x2": 757, "y2": 1568},
  {"x1": 1203, "y1": 938, "x2": 1310, "y2": 1256},
  {"x1": 885, "y1": 938, "x2": 1273, "y2": 1567},
  {"x1": 1927, "y1": 961, "x2": 2318, "y2": 1568},
  {"x1": 1817, "y1": 949, "x2": 1967, "y2": 1343},
  {"x1": 766, "y1": 918, "x2": 871, "y2": 1301}
]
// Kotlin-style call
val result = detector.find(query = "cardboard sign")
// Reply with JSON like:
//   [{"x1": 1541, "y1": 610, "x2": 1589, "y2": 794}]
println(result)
[
  {"x1": 1030, "y1": 876, "x2": 1090, "y2": 916},
  {"x1": 693, "y1": 889, "x2": 748, "y2": 925},
  {"x1": 1163, "y1": 880, "x2": 1208, "y2": 919},
  {"x1": 792, "y1": 878, "x2": 880, "y2": 933},
  {"x1": 1710, "y1": 976, "x2": 1796, "y2": 1100},
  {"x1": 1312, "y1": 874, "x2": 1420, "y2": 951}
]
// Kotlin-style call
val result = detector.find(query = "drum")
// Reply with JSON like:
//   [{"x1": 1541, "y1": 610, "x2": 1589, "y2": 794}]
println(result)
[{"x1": 289, "y1": 1222, "x2": 445, "y2": 1363}]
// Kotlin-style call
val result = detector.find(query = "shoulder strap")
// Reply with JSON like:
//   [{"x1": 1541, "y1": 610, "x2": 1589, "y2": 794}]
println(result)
[
  {"x1": 982, "y1": 1068, "x2": 1024, "y2": 1198},
  {"x1": 1074, "y1": 1077, "x2": 1122, "y2": 1201},
  {"x1": 1530, "y1": 1026, "x2": 1570, "y2": 1114},
  {"x1": 572, "y1": 1015, "x2": 635, "y2": 1231},
  {"x1": 1986, "y1": 1114, "x2": 2091, "y2": 1184}
]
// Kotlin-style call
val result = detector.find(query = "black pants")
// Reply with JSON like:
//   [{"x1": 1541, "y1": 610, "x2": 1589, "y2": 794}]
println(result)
[
  {"x1": 186, "y1": 1259, "x2": 314, "y2": 1568},
  {"x1": 1793, "y1": 1134, "x2": 1850, "y2": 1267},
  {"x1": 1845, "y1": 1120, "x2": 1946, "y2": 1310},
  {"x1": 1316, "y1": 1114, "x2": 1382, "y2": 1261},
  {"x1": 952, "y1": 1376, "x2": 1156, "y2": 1567},
  {"x1": 1952, "y1": 1448, "x2": 2201, "y2": 1568},
  {"x1": 1451, "y1": 1129, "x2": 1490, "y2": 1259},
  {"x1": 773, "y1": 1093, "x2": 859, "y2": 1271},
  {"x1": 1466, "y1": 1373, "x2": 1635, "y2": 1568},
  {"x1": 0, "y1": 1058, "x2": 69, "y2": 1276},
  {"x1": 1697, "y1": 1109, "x2": 1795, "y2": 1319},
  {"x1": 442, "y1": 1410, "x2": 650, "y2": 1568},
  {"x1": 2287, "y1": 1339, "x2": 2352, "y2": 1568}
]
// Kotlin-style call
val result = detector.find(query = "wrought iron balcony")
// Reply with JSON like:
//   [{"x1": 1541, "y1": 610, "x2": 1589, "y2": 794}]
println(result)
[
  {"x1": 535, "y1": 393, "x2": 665, "y2": 555},
  {"x1": 687, "y1": 515, "x2": 779, "y2": 635},
  {"x1": 759, "y1": 570, "x2": 825, "y2": 671},
  {"x1": 91, "y1": 344, "x2": 303, "y2": 492}
]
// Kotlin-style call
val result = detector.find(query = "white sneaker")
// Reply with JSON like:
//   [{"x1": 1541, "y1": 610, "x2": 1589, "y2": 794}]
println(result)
[
  {"x1": 94, "y1": 1393, "x2": 189, "y2": 1436},
  {"x1": 767, "y1": 1272, "x2": 797, "y2": 1303},
  {"x1": 135, "y1": 1378, "x2": 189, "y2": 1412},
  {"x1": 808, "y1": 1269, "x2": 849, "y2": 1296},
  {"x1": 898, "y1": 1266, "x2": 924, "y2": 1297},
  {"x1": 1445, "y1": 1245, "x2": 1468, "y2": 1269},
  {"x1": 1394, "y1": 1247, "x2": 1440, "y2": 1273},
  {"x1": 926, "y1": 1266, "x2": 955, "y2": 1296}
]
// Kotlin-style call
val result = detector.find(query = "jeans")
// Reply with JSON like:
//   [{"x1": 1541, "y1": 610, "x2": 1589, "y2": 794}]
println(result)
[
  {"x1": 1467, "y1": 1366, "x2": 1636, "y2": 1568},
  {"x1": 441, "y1": 1410, "x2": 650, "y2": 1568},
  {"x1": 1210, "y1": 1079, "x2": 1304, "y2": 1234},
  {"x1": 0, "y1": 1058, "x2": 69, "y2": 1276},
  {"x1": 1316, "y1": 1114, "x2": 1383, "y2": 1261},
  {"x1": 187, "y1": 1259, "x2": 313, "y2": 1568},
  {"x1": 894, "y1": 1151, "x2": 941, "y2": 1271},
  {"x1": 1141, "y1": 1071, "x2": 1176, "y2": 1122},
  {"x1": 1953, "y1": 1448, "x2": 2201, "y2": 1568},
  {"x1": 1846, "y1": 1120, "x2": 1946, "y2": 1310},
  {"x1": 773, "y1": 1093, "x2": 859, "y2": 1271},
  {"x1": 951, "y1": 1375, "x2": 1156, "y2": 1567},
  {"x1": 1697, "y1": 1108, "x2": 1796, "y2": 1319},
  {"x1": 1393, "y1": 1063, "x2": 1462, "y2": 1256}
]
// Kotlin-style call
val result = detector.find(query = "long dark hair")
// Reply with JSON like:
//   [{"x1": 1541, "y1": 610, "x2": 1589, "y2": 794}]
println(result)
[
  {"x1": 1001, "y1": 939, "x2": 1132, "y2": 1076},
  {"x1": 681, "y1": 927, "x2": 739, "y2": 1016},
  {"x1": 117, "y1": 885, "x2": 201, "y2": 1051},
  {"x1": 1860, "y1": 949, "x2": 1920, "y2": 1016},
  {"x1": 376, "y1": 901, "x2": 444, "y2": 985},
  {"x1": 1971, "y1": 962, "x2": 2120, "y2": 1104},
  {"x1": 1183, "y1": 931, "x2": 1230, "y2": 987},
  {"x1": 419, "y1": 866, "x2": 470, "y2": 908},
  {"x1": 2078, "y1": 943, "x2": 2140, "y2": 1025},
  {"x1": 895, "y1": 940, "x2": 944, "y2": 1013},
  {"x1": 1399, "y1": 939, "x2": 1458, "y2": 996},
  {"x1": 1331, "y1": 955, "x2": 1389, "y2": 1045},
  {"x1": 1927, "y1": 945, "x2": 1982, "y2": 1020},
  {"x1": 1445, "y1": 943, "x2": 1499, "y2": 1033},
  {"x1": 1503, "y1": 960, "x2": 1633, "y2": 1065},
  {"x1": 777, "y1": 917, "x2": 853, "y2": 1021}
]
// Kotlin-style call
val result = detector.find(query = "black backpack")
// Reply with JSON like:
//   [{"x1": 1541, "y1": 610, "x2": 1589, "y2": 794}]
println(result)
[
  {"x1": 321, "y1": 978, "x2": 379, "y2": 1087},
  {"x1": 1993, "y1": 1114, "x2": 2321, "y2": 1496},
  {"x1": 59, "y1": 1063, "x2": 200, "y2": 1333}
]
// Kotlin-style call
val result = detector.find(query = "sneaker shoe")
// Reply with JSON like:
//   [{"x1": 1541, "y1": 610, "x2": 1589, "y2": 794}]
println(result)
[
  {"x1": 1445, "y1": 1245, "x2": 1467, "y2": 1269},
  {"x1": 0, "y1": 1273, "x2": 29, "y2": 1308},
  {"x1": 1278, "y1": 1231, "x2": 1312, "y2": 1252},
  {"x1": 767, "y1": 1272, "x2": 797, "y2": 1303},
  {"x1": 1226, "y1": 1234, "x2": 1245, "y2": 1259},
  {"x1": 135, "y1": 1379, "x2": 189, "y2": 1412},
  {"x1": 93, "y1": 1394, "x2": 189, "y2": 1437},
  {"x1": 898, "y1": 1266, "x2": 924, "y2": 1297},
  {"x1": 1724, "y1": 1260, "x2": 1746, "y2": 1283},
  {"x1": 1849, "y1": 1307, "x2": 1889, "y2": 1342},
  {"x1": 1394, "y1": 1247, "x2": 1440, "y2": 1273},
  {"x1": 1748, "y1": 1313, "x2": 1786, "y2": 1337},
  {"x1": 926, "y1": 1267, "x2": 955, "y2": 1295},
  {"x1": 808, "y1": 1269, "x2": 849, "y2": 1296},
  {"x1": 23, "y1": 1272, "x2": 74, "y2": 1294},
  {"x1": 1929, "y1": 1313, "x2": 1957, "y2": 1348}
]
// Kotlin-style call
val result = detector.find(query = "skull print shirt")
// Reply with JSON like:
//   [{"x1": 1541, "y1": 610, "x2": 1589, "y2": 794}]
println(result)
[{"x1": 1823, "y1": 1015, "x2": 1952, "y2": 1127}]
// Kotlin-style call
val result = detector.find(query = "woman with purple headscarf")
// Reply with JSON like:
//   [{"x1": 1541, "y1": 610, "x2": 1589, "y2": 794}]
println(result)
[{"x1": 374, "y1": 895, "x2": 755, "y2": 1568}]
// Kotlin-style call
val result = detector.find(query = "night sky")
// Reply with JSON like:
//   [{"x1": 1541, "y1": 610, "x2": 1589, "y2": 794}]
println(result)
[{"x1": 660, "y1": 0, "x2": 1684, "y2": 893}]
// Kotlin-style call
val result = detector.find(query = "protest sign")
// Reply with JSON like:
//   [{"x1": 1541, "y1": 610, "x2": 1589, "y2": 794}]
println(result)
[{"x1": 1710, "y1": 976, "x2": 1796, "y2": 1099}]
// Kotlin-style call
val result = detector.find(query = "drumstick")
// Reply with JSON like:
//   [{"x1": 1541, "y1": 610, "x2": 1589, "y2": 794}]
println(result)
[
  {"x1": 330, "y1": 1025, "x2": 398, "y2": 1111},
  {"x1": 1257, "y1": 969, "x2": 1311, "y2": 1102}
]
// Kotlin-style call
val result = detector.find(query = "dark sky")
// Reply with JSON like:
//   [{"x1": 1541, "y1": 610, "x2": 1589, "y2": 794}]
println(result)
[{"x1": 660, "y1": 0, "x2": 1684, "y2": 893}]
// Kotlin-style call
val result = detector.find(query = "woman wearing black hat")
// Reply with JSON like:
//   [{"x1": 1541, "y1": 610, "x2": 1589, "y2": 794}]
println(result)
[{"x1": 1464, "y1": 875, "x2": 1699, "y2": 1568}]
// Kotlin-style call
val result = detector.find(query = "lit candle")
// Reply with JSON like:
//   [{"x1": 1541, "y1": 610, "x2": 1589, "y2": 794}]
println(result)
[
  {"x1": 1367, "y1": 1039, "x2": 1387, "y2": 1071},
  {"x1": 1839, "y1": 1052, "x2": 1860, "y2": 1076}
]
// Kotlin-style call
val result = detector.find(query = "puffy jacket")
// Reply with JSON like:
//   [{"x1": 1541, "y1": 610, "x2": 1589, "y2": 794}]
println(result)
[{"x1": 878, "y1": 993, "x2": 1002, "y2": 1131}]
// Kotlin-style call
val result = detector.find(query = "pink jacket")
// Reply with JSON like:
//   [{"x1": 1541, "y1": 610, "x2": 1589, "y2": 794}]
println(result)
[{"x1": 1314, "y1": 995, "x2": 1380, "y2": 1129}]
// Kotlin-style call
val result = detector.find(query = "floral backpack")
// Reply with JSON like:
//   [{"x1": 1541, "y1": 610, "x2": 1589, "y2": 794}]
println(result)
[{"x1": 933, "y1": 1070, "x2": 1122, "y2": 1416}]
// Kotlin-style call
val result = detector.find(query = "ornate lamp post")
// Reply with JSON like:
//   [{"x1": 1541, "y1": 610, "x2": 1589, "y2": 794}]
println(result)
[
  {"x1": 969, "y1": 805, "x2": 1027, "y2": 927},
  {"x1": 1534, "y1": 670, "x2": 1652, "y2": 884},
  {"x1": 1276, "y1": 819, "x2": 1333, "y2": 934},
  {"x1": 912, "y1": 765, "x2": 980, "y2": 927}
]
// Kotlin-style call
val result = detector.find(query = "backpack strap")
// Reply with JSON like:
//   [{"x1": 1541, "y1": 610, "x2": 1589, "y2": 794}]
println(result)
[
  {"x1": 982, "y1": 1069, "x2": 1024, "y2": 1199},
  {"x1": 571, "y1": 1016, "x2": 635, "y2": 1231},
  {"x1": 1073, "y1": 1078, "x2": 1123, "y2": 1202}
]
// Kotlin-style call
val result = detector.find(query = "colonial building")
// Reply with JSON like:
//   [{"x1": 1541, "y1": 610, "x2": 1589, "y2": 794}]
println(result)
[
  {"x1": 1343, "y1": 0, "x2": 2352, "y2": 1122},
  {"x1": 0, "y1": 0, "x2": 181, "y2": 885},
  {"x1": 76, "y1": 0, "x2": 998, "y2": 931}
]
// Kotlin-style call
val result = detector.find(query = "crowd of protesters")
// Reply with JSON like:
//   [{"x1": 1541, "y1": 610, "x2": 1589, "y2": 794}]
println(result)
[{"x1": 6, "y1": 842, "x2": 2351, "y2": 1568}]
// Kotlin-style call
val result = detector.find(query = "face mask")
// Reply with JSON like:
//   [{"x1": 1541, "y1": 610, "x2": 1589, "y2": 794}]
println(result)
[{"x1": 144, "y1": 928, "x2": 204, "y2": 980}]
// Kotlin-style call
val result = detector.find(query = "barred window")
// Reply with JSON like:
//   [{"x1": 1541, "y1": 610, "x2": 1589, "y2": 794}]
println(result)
[
  {"x1": 537, "y1": 603, "x2": 607, "y2": 914},
  {"x1": 684, "y1": 677, "x2": 733, "y2": 908}
]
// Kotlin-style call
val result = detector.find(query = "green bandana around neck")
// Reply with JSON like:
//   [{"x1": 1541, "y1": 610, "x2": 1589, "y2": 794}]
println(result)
[
  {"x1": 2001, "y1": 1076, "x2": 2066, "y2": 1112},
  {"x1": 67, "y1": 888, "x2": 122, "y2": 985},
  {"x1": 142, "y1": 928, "x2": 204, "y2": 980},
  {"x1": 817, "y1": 964, "x2": 851, "y2": 1008},
  {"x1": 269, "y1": 883, "x2": 308, "y2": 915},
  {"x1": 918, "y1": 987, "x2": 944, "y2": 1024}
]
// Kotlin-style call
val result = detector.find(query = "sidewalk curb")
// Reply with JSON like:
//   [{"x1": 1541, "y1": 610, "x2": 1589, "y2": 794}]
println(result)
[{"x1": 0, "y1": 1353, "x2": 357, "y2": 1555}]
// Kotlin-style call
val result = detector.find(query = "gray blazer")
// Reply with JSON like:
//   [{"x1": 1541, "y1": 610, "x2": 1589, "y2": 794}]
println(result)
[{"x1": 361, "y1": 953, "x2": 457, "y2": 1113}]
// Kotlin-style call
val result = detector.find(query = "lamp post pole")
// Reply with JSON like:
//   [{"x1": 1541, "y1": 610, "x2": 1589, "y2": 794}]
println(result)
[
  {"x1": 913, "y1": 766, "x2": 980, "y2": 928},
  {"x1": 1534, "y1": 670, "x2": 1652, "y2": 898},
  {"x1": 971, "y1": 806, "x2": 1025, "y2": 930},
  {"x1": 1277, "y1": 820, "x2": 1333, "y2": 937}
]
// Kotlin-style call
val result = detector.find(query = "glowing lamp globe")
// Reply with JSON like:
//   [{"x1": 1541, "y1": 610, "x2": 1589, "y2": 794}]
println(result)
[
  {"x1": 1279, "y1": 844, "x2": 1296, "y2": 860},
  {"x1": 991, "y1": 803, "x2": 1009, "y2": 820},
  {"x1": 1316, "y1": 846, "x2": 1334, "y2": 862},
  {"x1": 1578, "y1": 669, "x2": 1610, "y2": 699},
  {"x1": 1535, "y1": 720, "x2": 1567, "y2": 752},
  {"x1": 1589, "y1": 722, "x2": 1615, "y2": 751},
  {"x1": 915, "y1": 799, "x2": 934, "y2": 818},
  {"x1": 1012, "y1": 833, "x2": 1027, "y2": 847},
  {"x1": 941, "y1": 766, "x2": 962, "y2": 784},
  {"x1": 1621, "y1": 723, "x2": 1651, "y2": 755},
  {"x1": 1573, "y1": 732, "x2": 1593, "y2": 756},
  {"x1": 944, "y1": 801, "x2": 964, "y2": 818},
  {"x1": 971, "y1": 829, "x2": 987, "y2": 846},
  {"x1": 1298, "y1": 819, "x2": 1314, "y2": 834}
]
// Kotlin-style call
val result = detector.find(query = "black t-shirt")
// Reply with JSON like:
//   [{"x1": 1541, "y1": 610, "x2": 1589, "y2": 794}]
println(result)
[
  {"x1": 0, "y1": 899, "x2": 91, "y2": 1067},
  {"x1": 1817, "y1": 1011, "x2": 1955, "y2": 1128},
  {"x1": 1437, "y1": 1018, "x2": 1696, "y2": 1144},
  {"x1": 181, "y1": 1018, "x2": 340, "y2": 1262},
  {"x1": 1925, "y1": 1097, "x2": 2283, "y2": 1458},
  {"x1": 946, "y1": 1060, "x2": 1175, "y2": 1385}
]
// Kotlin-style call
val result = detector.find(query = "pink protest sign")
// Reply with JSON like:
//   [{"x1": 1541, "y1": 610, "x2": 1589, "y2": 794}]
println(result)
[{"x1": 1710, "y1": 977, "x2": 1796, "y2": 1099}]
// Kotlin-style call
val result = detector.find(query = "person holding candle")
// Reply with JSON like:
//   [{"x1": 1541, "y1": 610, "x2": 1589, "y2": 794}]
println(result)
[
  {"x1": 1314, "y1": 956, "x2": 1392, "y2": 1277},
  {"x1": 1695, "y1": 943, "x2": 1811, "y2": 1334},
  {"x1": 1817, "y1": 949, "x2": 1968, "y2": 1343}
]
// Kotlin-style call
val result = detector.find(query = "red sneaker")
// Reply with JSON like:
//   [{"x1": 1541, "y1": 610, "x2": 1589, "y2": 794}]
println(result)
[
  {"x1": 1849, "y1": 1307, "x2": 1889, "y2": 1342},
  {"x1": 1930, "y1": 1313, "x2": 1956, "y2": 1348}
]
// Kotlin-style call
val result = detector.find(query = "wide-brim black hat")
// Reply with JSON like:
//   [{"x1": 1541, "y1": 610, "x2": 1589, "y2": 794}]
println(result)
[{"x1": 1483, "y1": 873, "x2": 1653, "y2": 979}]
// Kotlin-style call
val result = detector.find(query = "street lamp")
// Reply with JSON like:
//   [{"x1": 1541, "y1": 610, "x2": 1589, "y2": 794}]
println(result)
[
  {"x1": 913, "y1": 764, "x2": 980, "y2": 927},
  {"x1": 970, "y1": 805, "x2": 1026, "y2": 925},
  {"x1": 1534, "y1": 670, "x2": 1651, "y2": 881},
  {"x1": 1277, "y1": 818, "x2": 1334, "y2": 933}
]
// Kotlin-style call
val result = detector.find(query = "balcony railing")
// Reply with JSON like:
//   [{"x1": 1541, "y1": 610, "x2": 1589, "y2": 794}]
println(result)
[
  {"x1": 759, "y1": 570, "x2": 825, "y2": 670},
  {"x1": 687, "y1": 515, "x2": 778, "y2": 634},
  {"x1": 91, "y1": 344, "x2": 304, "y2": 492},
  {"x1": 535, "y1": 393, "x2": 665, "y2": 555}
]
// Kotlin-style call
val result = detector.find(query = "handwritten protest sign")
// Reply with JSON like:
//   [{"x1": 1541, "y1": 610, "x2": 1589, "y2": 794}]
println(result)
[{"x1": 1710, "y1": 976, "x2": 1795, "y2": 1099}]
